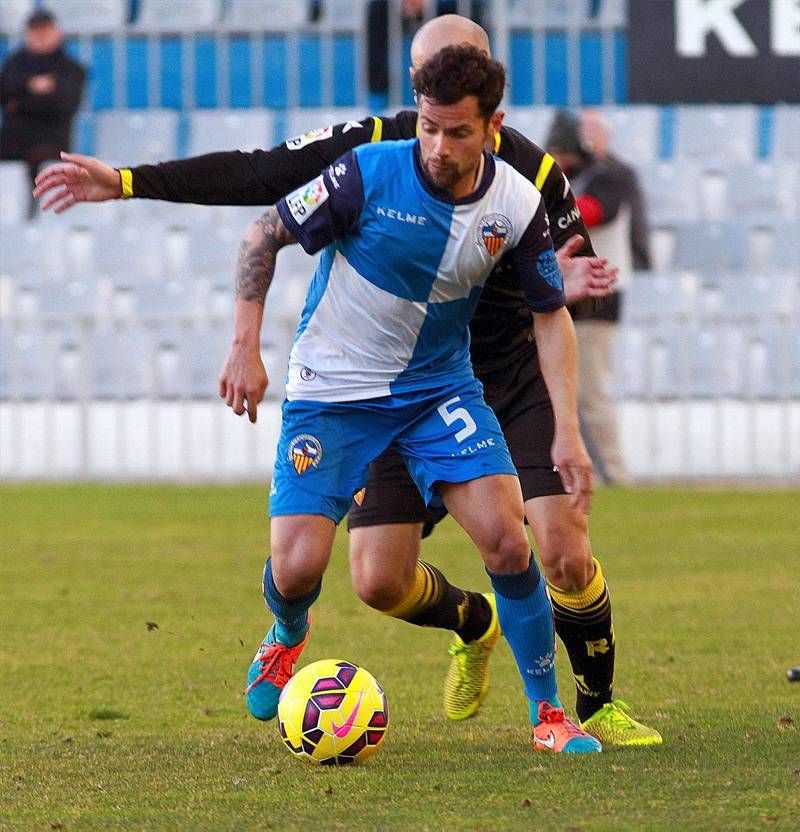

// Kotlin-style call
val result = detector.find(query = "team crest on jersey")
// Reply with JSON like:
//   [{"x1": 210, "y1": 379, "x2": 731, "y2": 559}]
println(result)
[
  {"x1": 536, "y1": 249, "x2": 563, "y2": 290},
  {"x1": 353, "y1": 488, "x2": 366, "y2": 506},
  {"x1": 286, "y1": 125, "x2": 333, "y2": 150},
  {"x1": 477, "y1": 213, "x2": 512, "y2": 256},
  {"x1": 288, "y1": 434, "x2": 323, "y2": 475}
]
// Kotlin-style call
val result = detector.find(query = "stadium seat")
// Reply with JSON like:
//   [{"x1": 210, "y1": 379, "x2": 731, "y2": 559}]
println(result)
[
  {"x1": 37, "y1": 277, "x2": 102, "y2": 320},
  {"x1": 772, "y1": 106, "x2": 800, "y2": 160},
  {"x1": 702, "y1": 161, "x2": 798, "y2": 222},
  {"x1": 613, "y1": 324, "x2": 646, "y2": 398},
  {"x1": 315, "y1": 0, "x2": 366, "y2": 31},
  {"x1": 503, "y1": 107, "x2": 555, "y2": 148},
  {"x1": 0, "y1": 0, "x2": 34, "y2": 35},
  {"x1": 185, "y1": 225, "x2": 243, "y2": 277},
  {"x1": 187, "y1": 110, "x2": 276, "y2": 157},
  {"x1": 133, "y1": 0, "x2": 222, "y2": 32},
  {"x1": 225, "y1": 0, "x2": 310, "y2": 31},
  {"x1": 0, "y1": 162, "x2": 31, "y2": 225},
  {"x1": 642, "y1": 322, "x2": 690, "y2": 399},
  {"x1": 672, "y1": 222, "x2": 748, "y2": 273},
  {"x1": 746, "y1": 221, "x2": 800, "y2": 273},
  {"x1": 638, "y1": 160, "x2": 701, "y2": 224},
  {"x1": 0, "y1": 324, "x2": 55, "y2": 400},
  {"x1": 92, "y1": 224, "x2": 166, "y2": 282},
  {"x1": 623, "y1": 271, "x2": 698, "y2": 320},
  {"x1": 184, "y1": 323, "x2": 233, "y2": 398},
  {"x1": 95, "y1": 110, "x2": 180, "y2": 168},
  {"x1": 716, "y1": 272, "x2": 795, "y2": 320},
  {"x1": 673, "y1": 106, "x2": 758, "y2": 163},
  {"x1": 43, "y1": 0, "x2": 127, "y2": 34},
  {"x1": 89, "y1": 325, "x2": 153, "y2": 399},
  {"x1": 0, "y1": 223, "x2": 65, "y2": 280},
  {"x1": 603, "y1": 106, "x2": 661, "y2": 165},
  {"x1": 133, "y1": 279, "x2": 203, "y2": 322}
]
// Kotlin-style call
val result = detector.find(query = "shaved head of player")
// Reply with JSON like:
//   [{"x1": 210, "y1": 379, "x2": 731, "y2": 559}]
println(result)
[
  {"x1": 413, "y1": 44, "x2": 504, "y2": 198},
  {"x1": 410, "y1": 14, "x2": 490, "y2": 70}
]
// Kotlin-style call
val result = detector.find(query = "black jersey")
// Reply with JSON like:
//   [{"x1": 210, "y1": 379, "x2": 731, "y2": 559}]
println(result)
[{"x1": 129, "y1": 111, "x2": 594, "y2": 372}]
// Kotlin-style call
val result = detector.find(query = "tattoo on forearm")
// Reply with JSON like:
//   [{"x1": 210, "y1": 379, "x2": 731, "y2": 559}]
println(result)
[{"x1": 235, "y1": 207, "x2": 295, "y2": 305}]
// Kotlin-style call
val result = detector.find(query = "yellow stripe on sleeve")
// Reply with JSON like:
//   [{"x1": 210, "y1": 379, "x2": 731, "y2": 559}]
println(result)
[
  {"x1": 370, "y1": 117, "x2": 383, "y2": 143},
  {"x1": 534, "y1": 153, "x2": 555, "y2": 191},
  {"x1": 494, "y1": 131, "x2": 501, "y2": 154},
  {"x1": 118, "y1": 168, "x2": 133, "y2": 199}
]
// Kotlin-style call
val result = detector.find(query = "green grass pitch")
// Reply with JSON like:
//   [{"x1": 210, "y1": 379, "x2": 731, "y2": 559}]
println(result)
[{"x1": 1, "y1": 484, "x2": 798, "y2": 831}]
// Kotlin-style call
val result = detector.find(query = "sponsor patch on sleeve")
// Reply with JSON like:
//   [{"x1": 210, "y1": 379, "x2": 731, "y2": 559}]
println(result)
[
  {"x1": 286, "y1": 176, "x2": 329, "y2": 226},
  {"x1": 286, "y1": 125, "x2": 334, "y2": 150}
]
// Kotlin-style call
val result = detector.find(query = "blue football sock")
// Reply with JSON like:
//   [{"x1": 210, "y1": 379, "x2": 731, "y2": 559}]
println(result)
[
  {"x1": 262, "y1": 557, "x2": 320, "y2": 646},
  {"x1": 487, "y1": 554, "x2": 558, "y2": 711}
]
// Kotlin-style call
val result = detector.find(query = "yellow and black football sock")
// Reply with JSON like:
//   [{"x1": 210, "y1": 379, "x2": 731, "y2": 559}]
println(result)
[
  {"x1": 548, "y1": 558, "x2": 615, "y2": 723},
  {"x1": 383, "y1": 560, "x2": 492, "y2": 643}
]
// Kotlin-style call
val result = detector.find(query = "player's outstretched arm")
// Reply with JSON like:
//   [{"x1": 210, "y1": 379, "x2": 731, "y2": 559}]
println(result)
[
  {"x1": 33, "y1": 152, "x2": 122, "y2": 212},
  {"x1": 219, "y1": 209, "x2": 296, "y2": 423},
  {"x1": 557, "y1": 234, "x2": 618, "y2": 303},
  {"x1": 533, "y1": 306, "x2": 593, "y2": 514}
]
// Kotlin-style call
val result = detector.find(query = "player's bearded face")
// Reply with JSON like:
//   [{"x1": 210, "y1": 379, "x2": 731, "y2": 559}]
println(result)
[{"x1": 417, "y1": 95, "x2": 493, "y2": 198}]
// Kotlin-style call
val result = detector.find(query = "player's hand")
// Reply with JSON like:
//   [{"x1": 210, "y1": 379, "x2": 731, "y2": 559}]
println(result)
[
  {"x1": 28, "y1": 73, "x2": 56, "y2": 94},
  {"x1": 218, "y1": 342, "x2": 268, "y2": 424},
  {"x1": 557, "y1": 234, "x2": 618, "y2": 304},
  {"x1": 33, "y1": 152, "x2": 122, "y2": 212},
  {"x1": 551, "y1": 425, "x2": 593, "y2": 514}
]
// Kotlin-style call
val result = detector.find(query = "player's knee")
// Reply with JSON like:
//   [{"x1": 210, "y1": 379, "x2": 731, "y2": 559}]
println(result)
[
  {"x1": 482, "y1": 525, "x2": 531, "y2": 575},
  {"x1": 354, "y1": 571, "x2": 409, "y2": 612},
  {"x1": 536, "y1": 510, "x2": 592, "y2": 591},
  {"x1": 271, "y1": 540, "x2": 327, "y2": 599}
]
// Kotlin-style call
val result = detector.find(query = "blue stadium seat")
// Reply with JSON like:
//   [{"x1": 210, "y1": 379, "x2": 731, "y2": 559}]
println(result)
[
  {"x1": 187, "y1": 109, "x2": 275, "y2": 156},
  {"x1": 0, "y1": 162, "x2": 31, "y2": 225},
  {"x1": 772, "y1": 106, "x2": 800, "y2": 160},
  {"x1": 44, "y1": 0, "x2": 127, "y2": 34},
  {"x1": 133, "y1": 0, "x2": 223, "y2": 32},
  {"x1": 95, "y1": 110, "x2": 180, "y2": 167},
  {"x1": 673, "y1": 105, "x2": 758, "y2": 163}
]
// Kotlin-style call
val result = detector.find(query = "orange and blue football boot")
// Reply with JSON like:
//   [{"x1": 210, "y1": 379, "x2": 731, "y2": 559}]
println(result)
[
  {"x1": 531, "y1": 701, "x2": 603, "y2": 753},
  {"x1": 245, "y1": 622, "x2": 311, "y2": 720}
]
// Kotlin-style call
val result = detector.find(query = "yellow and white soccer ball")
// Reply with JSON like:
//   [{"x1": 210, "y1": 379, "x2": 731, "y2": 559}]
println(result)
[{"x1": 277, "y1": 659, "x2": 389, "y2": 766}]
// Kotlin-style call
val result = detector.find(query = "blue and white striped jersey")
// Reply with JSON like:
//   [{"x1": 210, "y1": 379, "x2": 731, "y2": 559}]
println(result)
[{"x1": 276, "y1": 138, "x2": 564, "y2": 403}]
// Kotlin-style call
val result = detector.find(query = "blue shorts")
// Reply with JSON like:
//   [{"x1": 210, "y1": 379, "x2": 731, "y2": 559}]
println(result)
[{"x1": 269, "y1": 377, "x2": 516, "y2": 522}]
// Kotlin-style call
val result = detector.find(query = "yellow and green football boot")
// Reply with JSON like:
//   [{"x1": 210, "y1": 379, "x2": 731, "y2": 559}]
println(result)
[
  {"x1": 580, "y1": 699, "x2": 662, "y2": 747},
  {"x1": 443, "y1": 593, "x2": 501, "y2": 721}
]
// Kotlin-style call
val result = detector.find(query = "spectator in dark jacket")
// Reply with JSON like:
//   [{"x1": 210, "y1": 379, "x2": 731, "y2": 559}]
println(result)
[{"x1": 0, "y1": 9, "x2": 85, "y2": 214}]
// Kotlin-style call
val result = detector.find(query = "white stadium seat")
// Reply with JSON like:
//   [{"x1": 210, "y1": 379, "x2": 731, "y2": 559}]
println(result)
[
  {"x1": 772, "y1": 106, "x2": 800, "y2": 161},
  {"x1": 603, "y1": 106, "x2": 661, "y2": 165},
  {"x1": 503, "y1": 107, "x2": 556, "y2": 148},
  {"x1": 188, "y1": 109, "x2": 275, "y2": 157},
  {"x1": 44, "y1": 0, "x2": 127, "y2": 34},
  {"x1": 95, "y1": 110, "x2": 180, "y2": 168},
  {"x1": 133, "y1": 0, "x2": 222, "y2": 32},
  {"x1": 0, "y1": 162, "x2": 31, "y2": 225},
  {"x1": 0, "y1": 0, "x2": 34, "y2": 36},
  {"x1": 638, "y1": 160, "x2": 701, "y2": 224},
  {"x1": 225, "y1": 0, "x2": 309, "y2": 31},
  {"x1": 673, "y1": 105, "x2": 758, "y2": 163}
]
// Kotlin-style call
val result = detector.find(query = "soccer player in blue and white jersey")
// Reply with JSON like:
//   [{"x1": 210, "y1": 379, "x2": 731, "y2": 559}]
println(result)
[{"x1": 230, "y1": 45, "x2": 600, "y2": 754}]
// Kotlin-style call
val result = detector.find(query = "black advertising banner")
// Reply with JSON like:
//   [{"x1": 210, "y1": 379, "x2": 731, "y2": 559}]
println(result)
[{"x1": 628, "y1": 0, "x2": 800, "y2": 103}]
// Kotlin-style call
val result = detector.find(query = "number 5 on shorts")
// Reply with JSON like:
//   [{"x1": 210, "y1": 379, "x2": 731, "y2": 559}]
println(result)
[{"x1": 437, "y1": 396, "x2": 477, "y2": 443}]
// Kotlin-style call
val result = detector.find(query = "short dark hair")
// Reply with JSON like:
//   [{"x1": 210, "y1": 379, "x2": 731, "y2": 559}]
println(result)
[{"x1": 412, "y1": 44, "x2": 506, "y2": 121}]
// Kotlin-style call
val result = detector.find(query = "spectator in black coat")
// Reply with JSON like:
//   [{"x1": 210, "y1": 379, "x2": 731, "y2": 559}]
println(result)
[{"x1": 0, "y1": 9, "x2": 85, "y2": 215}]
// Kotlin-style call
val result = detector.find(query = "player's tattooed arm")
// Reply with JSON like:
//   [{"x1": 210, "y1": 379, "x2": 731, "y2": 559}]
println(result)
[
  {"x1": 235, "y1": 207, "x2": 297, "y2": 305},
  {"x1": 221, "y1": 208, "x2": 295, "y2": 423}
]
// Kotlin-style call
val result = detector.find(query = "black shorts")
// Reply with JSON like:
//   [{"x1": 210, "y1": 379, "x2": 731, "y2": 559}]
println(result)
[{"x1": 347, "y1": 346, "x2": 565, "y2": 535}]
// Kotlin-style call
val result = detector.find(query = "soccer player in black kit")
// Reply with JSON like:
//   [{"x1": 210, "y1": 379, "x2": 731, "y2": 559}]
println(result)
[{"x1": 35, "y1": 15, "x2": 661, "y2": 747}]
